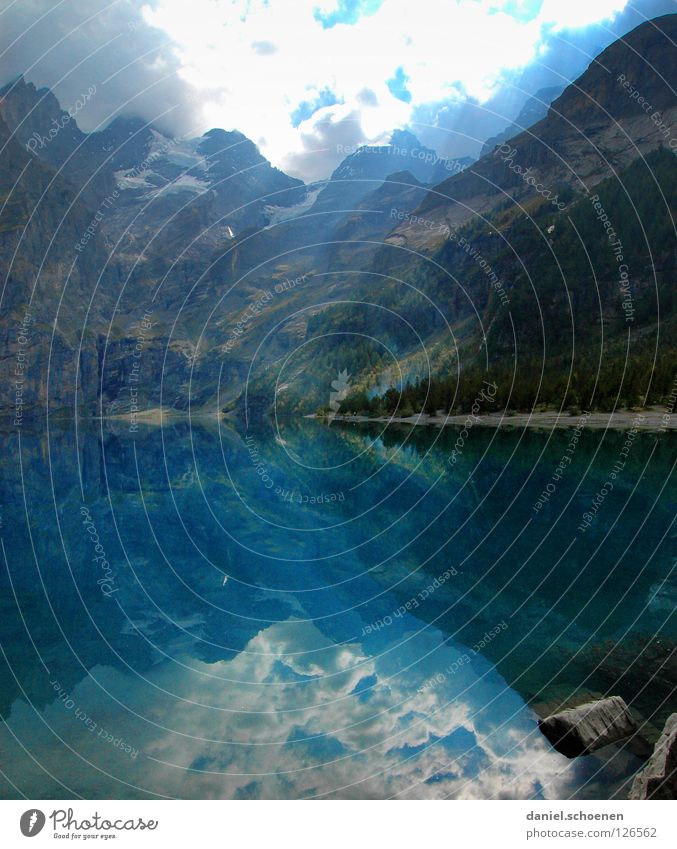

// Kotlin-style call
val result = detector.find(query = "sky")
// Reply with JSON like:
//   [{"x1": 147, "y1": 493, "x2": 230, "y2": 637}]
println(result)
[{"x1": 0, "y1": 0, "x2": 675, "y2": 181}]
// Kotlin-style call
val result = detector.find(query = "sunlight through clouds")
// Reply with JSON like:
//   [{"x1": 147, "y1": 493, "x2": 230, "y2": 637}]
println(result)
[{"x1": 142, "y1": 0, "x2": 630, "y2": 175}]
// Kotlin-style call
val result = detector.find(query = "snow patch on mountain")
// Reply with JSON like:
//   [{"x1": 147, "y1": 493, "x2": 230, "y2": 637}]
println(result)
[{"x1": 264, "y1": 182, "x2": 326, "y2": 227}]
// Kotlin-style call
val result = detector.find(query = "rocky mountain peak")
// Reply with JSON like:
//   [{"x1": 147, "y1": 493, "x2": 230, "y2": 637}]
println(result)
[{"x1": 550, "y1": 12, "x2": 677, "y2": 123}]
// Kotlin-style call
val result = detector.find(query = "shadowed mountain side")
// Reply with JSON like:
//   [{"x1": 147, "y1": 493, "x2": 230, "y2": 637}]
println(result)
[{"x1": 395, "y1": 14, "x2": 677, "y2": 250}]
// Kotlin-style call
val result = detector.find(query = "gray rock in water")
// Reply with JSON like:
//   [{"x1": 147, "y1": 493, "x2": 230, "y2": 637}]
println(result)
[
  {"x1": 539, "y1": 696, "x2": 638, "y2": 758},
  {"x1": 629, "y1": 713, "x2": 677, "y2": 799}
]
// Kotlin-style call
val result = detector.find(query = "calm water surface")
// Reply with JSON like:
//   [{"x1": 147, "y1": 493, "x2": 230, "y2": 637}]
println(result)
[{"x1": 0, "y1": 418, "x2": 675, "y2": 799}]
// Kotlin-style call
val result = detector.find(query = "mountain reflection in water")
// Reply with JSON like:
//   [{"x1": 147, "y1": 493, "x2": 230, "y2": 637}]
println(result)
[{"x1": 0, "y1": 418, "x2": 674, "y2": 799}]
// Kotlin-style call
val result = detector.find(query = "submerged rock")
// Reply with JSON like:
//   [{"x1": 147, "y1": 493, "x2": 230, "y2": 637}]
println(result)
[
  {"x1": 629, "y1": 713, "x2": 677, "y2": 799},
  {"x1": 539, "y1": 696, "x2": 638, "y2": 758}
]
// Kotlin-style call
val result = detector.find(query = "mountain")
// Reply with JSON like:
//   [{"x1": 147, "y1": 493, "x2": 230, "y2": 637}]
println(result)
[
  {"x1": 0, "y1": 77, "x2": 461, "y2": 418},
  {"x1": 480, "y1": 85, "x2": 565, "y2": 157},
  {"x1": 326, "y1": 129, "x2": 470, "y2": 186},
  {"x1": 237, "y1": 14, "x2": 677, "y2": 418},
  {"x1": 0, "y1": 14, "x2": 675, "y2": 422},
  {"x1": 393, "y1": 13, "x2": 677, "y2": 250},
  {"x1": 0, "y1": 79, "x2": 165, "y2": 206},
  {"x1": 186, "y1": 128, "x2": 305, "y2": 226},
  {"x1": 309, "y1": 129, "x2": 472, "y2": 218},
  {"x1": 0, "y1": 77, "x2": 304, "y2": 228},
  {"x1": 0, "y1": 81, "x2": 305, "y2": 416}
]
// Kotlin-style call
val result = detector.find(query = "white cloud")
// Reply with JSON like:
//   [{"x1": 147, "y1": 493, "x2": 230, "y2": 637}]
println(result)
[
  {"x1": 0, "y1": 0, "x2": 200, "y2": 137},
  {"x1": 142, "y1": 0, "x2": 630, "y2": 178},
  {"x1": 0, "y1": 0, "x2": 632, "y2": 179},
  {"x1": 538, "y1": 0, "x2": 629, "y2": 31},
  {"x1": 1, "y1": 618, "x2": 592, "y2": 799}
]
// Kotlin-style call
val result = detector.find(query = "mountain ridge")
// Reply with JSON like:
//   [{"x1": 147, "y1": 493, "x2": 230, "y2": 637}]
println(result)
[{"x1": 393, "y1": 13, "x2": 677, "y2": 251}]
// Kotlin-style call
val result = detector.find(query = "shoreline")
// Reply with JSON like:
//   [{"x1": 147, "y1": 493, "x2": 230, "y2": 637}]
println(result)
[
  {"x1": 102, "y1": 408, "x2": 224, "y2": 425},
  {"x1": 4, "y1": 407, "x2": 675, "y2": 432},
  {"x1": 312, "y1": 408, "x2": 677, "y2": 431}
]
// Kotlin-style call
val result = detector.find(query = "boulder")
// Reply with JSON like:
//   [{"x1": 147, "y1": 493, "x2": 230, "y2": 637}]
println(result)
[
  {"x1": 629, "y1": 713, "x2": 677, "y2": 799},
  {"x1": 538, "y1": 696, "x2": 637, "y2": 758}
]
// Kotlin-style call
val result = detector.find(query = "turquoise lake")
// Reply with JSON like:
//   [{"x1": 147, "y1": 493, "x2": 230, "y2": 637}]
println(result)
[{"x1": 0, "y1": 419, "x2": 674, "y2": 799}]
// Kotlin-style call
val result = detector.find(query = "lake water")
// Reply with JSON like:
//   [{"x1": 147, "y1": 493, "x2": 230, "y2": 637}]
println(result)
[{"x1": 0, "y1": 418, "x2": 675, "y2": 799}]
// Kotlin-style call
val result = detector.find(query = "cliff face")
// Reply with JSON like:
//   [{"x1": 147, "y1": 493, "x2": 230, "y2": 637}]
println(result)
[
  {"x1": 0, "y1": 111, "x2": 118, "y2": 418},
  {"x1": 0, "y1": 81, "x2": 308, "y2": 419},
  {"x1": 392, "y1": 13, "x2": 677, "y2": 250}
]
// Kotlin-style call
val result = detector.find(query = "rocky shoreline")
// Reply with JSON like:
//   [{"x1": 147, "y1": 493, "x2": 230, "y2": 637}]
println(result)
[
  {"x1": 537, "y1": 697, "x2": 677, "y2": 800},
  {"x1": 315, "y1": 408, "x2": 677, "y2": 431}
]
